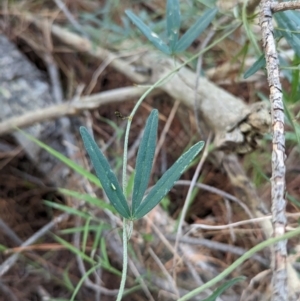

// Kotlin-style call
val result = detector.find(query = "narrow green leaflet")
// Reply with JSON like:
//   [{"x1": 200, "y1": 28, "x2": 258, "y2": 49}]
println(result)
[
  {"x1": 175, "y1": 8, "x2": 217, "y2": 53},
  {"x1": 80, "y1": 127, "x2": 131, "y2": 219},
  {"x1": 20, "y1": 130, "x2": 101, "y2": 187},
  {"x1": 166, "y1": 0, "x2": 181, "y2": 52},
  {"x1": 125, "y1": 10, "x2": 171, "y2": 55},
  {"x1": 243, "y1": 54, "x2": 265, "y2": 79},
  {"x1": 202, "y1": 277, "x2": 245, "y2": 301},
  {"x1": 132, "y1": 109, "x2": 158, "y2": 213},
  {"x1": 134, "y1": 141, "x2": 205, "y2": 219},
  {"x1": 275, "y1": 11, "x2": 300, "y2": 57}
]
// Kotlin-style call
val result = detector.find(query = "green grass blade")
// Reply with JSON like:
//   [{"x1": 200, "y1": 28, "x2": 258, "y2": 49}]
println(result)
[
  {"x1": 275, "y1": 11, "x2": 300, "y2": 57},
  {"x1": 290, "y1": 56, "x2": 300, "y2": 102},
  {"x1": 175, "y1": 7, "x2": 217, "y2": 53},
  {"x1": 82, "y1": 217, "x2": 91, "y2": 254},
  {"x1": 202, "y1": 277, "x2": 245, "y2": 301},
  {"x1": 166, "y1": 0, "x2": 181, "y2": 52},
  {"x1": 44, "y1": 200, "x2": 91, "y2": 219},
  {"x1": 125, "y1": 10, "x2": 171, "y2": 55},
  {"x1": 242, "y1": 1, "x2": 261, "y2": 55},
  {"x1": 20, "y1": 130, "x2": 101, "y2": 187},
  {"x1": 62, "y1": 267, "x2": 75, "y2": 291},
  {"x1": 80, "y1": 127, "x2": 131, "y2": 219},
  {"x1": 91, "y1": 224, "x2": 105, "y2": 258},
  {"x1": 134, "y1": 141, "x2": 204, "y2": 219},
  {"x1": 132, "y1": 110, "x2": 158, "y2": 213},
  {"x1": 244, "y1": 54, "x2": 265, "y2": 79},
  {"x1": 53, "y1": 234, "x2": 95, "y2": 265},
  {"x1": 58, "y1": 188, "x2": 116, "y2": 213},
  {"x1": 283, "y1": 100, "x2": 300, "y2": 148}
]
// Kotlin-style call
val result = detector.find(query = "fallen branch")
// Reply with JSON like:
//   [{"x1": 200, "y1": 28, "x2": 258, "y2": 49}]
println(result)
[{"x1": 0, "y1": 86, "x2": 155, "y2": 136}]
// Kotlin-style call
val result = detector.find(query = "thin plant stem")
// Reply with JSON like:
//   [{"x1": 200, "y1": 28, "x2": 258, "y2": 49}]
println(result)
[
  {"x1": 116, "y1": 219, "x2": 128, "y2": 301},
  {"x1": 122, "y1": 22, "x2": 241, "y2": 191},
  {"x1": 70, "y1": 263, "x2": 103, "y2": 301},
  {"x1": 118, "y1": 21, "x2": 241, "y2": 301},
  {"x1": 177, "y1": 226, "x2": 300, "y2": 301}
]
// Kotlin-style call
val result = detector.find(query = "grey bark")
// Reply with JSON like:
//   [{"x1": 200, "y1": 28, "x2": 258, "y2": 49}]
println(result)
[{"x1": 0, "y1": 34, "x2": 71, "y2": 185}]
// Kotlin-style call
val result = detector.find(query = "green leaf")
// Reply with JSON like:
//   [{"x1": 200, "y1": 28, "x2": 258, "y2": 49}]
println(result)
[
  {"x1": 134, "y1": 141, "x2": 205, "y2": 219},
  {"x1": 80, "y1": 127, "x2": 131, "y2": 219},
  {"x1": 275, "y1": 11, "x2": 300, "y2": 57},
  {"x1": 175, "y1": 8, "x2": 217, "y2": 53},
  {"x1": 20, "y1": 130, "x2": 101, "y2": 187},
  {"x1": 132, "y1": 109, "x2": 158, "y2": 213},
  {"x1": 125, "y1": 10, "x2": 171, "y2": 55},
  {"x1": 202, "y1": 277, "x2": 245, "y2": 301},
  {"x1": 243, "y1": 54, "x2": 265, "y2": 79},
  {"x1": 166, "y1": 0, "x2": 181, "y2": 52}
]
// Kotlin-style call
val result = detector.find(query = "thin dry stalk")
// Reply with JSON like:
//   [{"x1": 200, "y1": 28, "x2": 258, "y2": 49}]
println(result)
[
  {"x1": 127, "y1": 257, "x2": 155, "y2": 301},
  {"x1": 0, "y1": 281, "x2": 19, "y2": 301},
  {"x1": 148, "y1": 247, "x2": 178, "y2": 296},
  {"x1": 0, "y1": 86, "x2": 156, "y2": 136},
  {"x1": 52, "y1": 0, "x2": 89, "y2": 38},
  {"x1": 0, "y1": 212, "x2": 69, "y2": 277},
  {"x1": 175, "y1": 180, "x2": 254, "y2": 218},
  {"x1": 153, "y1": 99, "x2": 180, "y2": 167},
  {"x1": 260, "y1": 1, "x2": 287, "y2": 300}
]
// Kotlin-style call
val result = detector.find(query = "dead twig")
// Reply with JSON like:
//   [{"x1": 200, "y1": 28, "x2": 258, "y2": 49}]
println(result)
[
  {"x1": 173, "y1": 133, "x2": 212, "y2": 288},
  {"x1": 52, "y1": 0, "x2": 89, "y2": 39},
  {"x1": 0, "y1": 280, "x2": 19, "y2": 301},
  {"x1": 153, "y1": 99, "x2": 180, "y2": 168},
  {"x1": 175, "y1": 180, "x2": 254, "y2": 218},
  {"x1": 190, "y1": 212, "x2": 300, "y2": 231},
  {"x1": 0, "y1": 212, "x2": 69, "y2": 278},
  {"x1": 0, "y1": 86, "x2": 158, "y2": 136},
  {"x1": 166, "y1": 234, "x2": 268, "y2": 266}
]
